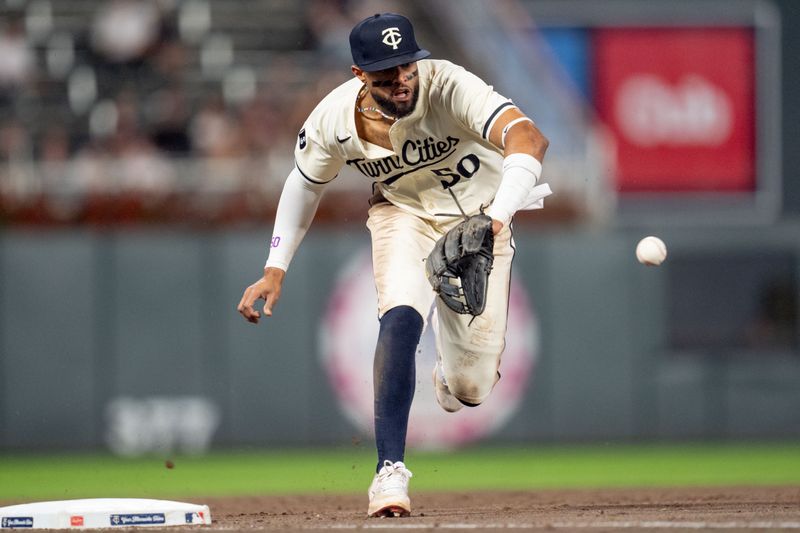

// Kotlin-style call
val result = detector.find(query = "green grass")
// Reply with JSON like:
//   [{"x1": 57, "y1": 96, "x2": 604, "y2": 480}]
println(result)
[{"x1": 1, "y1": 442, "x2": 799, "y2": 502}]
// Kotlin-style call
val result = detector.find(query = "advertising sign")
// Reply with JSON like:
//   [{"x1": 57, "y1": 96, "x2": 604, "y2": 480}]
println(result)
[{"x1": 594, "y1": 28, "x2": 755, "y2": 193}]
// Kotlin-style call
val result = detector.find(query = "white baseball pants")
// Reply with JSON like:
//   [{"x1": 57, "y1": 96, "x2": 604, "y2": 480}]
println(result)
[{"x1": 366, "y1": 201, "x2": 514, "y2": 405}]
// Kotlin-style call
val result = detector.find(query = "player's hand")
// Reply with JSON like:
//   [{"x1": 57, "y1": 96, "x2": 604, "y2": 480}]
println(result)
[
  {"x1": 237, "y1": 267, "x2": 285, "y2": 324},
  {"x1": 491, "y1": 219, "x2": 504, "y2": 235}
]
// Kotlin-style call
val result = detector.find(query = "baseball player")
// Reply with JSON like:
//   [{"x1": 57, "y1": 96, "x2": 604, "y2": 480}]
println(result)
[{"x1": 238, "y1": 13, "x2": 550, "y2": 517}]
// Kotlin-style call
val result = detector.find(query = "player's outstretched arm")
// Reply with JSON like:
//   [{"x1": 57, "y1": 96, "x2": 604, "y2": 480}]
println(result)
[
  {"x1": 237, "y1": 165, "x2": 329, "y2": 324},
  {"x1": 485, "y1": 108, "x2": 549, "y2": 234},
  {"x1": 238, "y1": 267, "x2": 285, "y2": 323}
]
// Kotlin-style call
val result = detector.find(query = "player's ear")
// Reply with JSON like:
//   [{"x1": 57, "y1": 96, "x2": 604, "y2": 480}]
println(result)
[{"x1": 352, "y1": 65, "x2": 366, "y2": 82}]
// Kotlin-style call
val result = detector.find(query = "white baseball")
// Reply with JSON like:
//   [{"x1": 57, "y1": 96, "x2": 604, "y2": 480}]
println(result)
[{"x1": 636, "y1": 236, "x2": 667, "y2": 266}]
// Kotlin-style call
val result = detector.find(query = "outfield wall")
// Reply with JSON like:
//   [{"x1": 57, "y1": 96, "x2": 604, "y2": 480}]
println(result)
[{"x1": 1, "y1": 225, "x2": 799, "y2": 452}]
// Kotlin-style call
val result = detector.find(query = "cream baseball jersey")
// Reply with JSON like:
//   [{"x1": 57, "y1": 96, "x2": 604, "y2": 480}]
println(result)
[{"x1": 294, "y1": 59, "x2": 517, "y2": 220}]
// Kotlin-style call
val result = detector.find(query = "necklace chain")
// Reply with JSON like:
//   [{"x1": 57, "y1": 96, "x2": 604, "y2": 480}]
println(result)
[
  {"x1": 356, "y1": 85, "x2": 397, "y2": 122},
  {"x1": 357, "y1": 104, "x2": 397, "y2": 122}
]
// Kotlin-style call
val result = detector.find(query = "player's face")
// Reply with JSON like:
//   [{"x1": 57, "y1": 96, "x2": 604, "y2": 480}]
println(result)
[{"x1": 365, "y1": 63, "x2": 420, "y2": 118}]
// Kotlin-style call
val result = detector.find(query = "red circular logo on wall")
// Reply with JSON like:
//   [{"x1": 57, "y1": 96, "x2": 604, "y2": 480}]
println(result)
[{"x1": 320, "y1": 247, "x2": 539, "y2": 448}]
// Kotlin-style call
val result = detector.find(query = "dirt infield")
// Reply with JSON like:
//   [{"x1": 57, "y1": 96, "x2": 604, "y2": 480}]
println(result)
[{"x1": 203, "y1": 486, "x2": 800, "y2": 531}]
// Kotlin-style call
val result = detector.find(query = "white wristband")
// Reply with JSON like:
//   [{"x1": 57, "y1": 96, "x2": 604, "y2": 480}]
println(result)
[
  {"x1": 485, "y1": 153, "x2": 543, "y2": 226},
  {"x1": 504, "y1": 153, "x2": 542, "y2": 180}
]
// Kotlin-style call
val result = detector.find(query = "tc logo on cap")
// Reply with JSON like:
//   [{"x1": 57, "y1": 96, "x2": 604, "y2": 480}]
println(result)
[
  {"x1": 350, "y1": 13, "x2": 430, "y2": 71},
  {"x1": 381, "y1": 27, "x2": 402, "y2": 50}
]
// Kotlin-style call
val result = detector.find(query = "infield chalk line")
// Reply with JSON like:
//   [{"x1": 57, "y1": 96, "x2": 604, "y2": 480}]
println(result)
[
  {"x1": 324, "y1": 521, "x2": 800, "y2": 529},
  {"x1": 552, "y1": 522, "x2": 800, "y2": 530}
]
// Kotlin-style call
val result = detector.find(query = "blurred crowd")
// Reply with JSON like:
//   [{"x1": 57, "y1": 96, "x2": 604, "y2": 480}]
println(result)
[{"x1": 0, "y1": 0, "x2": 400, "y2": 225}]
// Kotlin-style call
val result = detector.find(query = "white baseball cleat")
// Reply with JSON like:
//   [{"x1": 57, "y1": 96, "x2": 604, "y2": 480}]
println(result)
[
  {"x1": 432, "y1": 361, "x2": 463, "y2": 413},
  {"x1": 367, "y1": 460, "x2": 413, "y2": 517}
]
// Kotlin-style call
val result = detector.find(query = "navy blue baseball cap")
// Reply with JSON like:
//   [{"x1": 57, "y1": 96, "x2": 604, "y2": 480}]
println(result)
[{"x1": 349, "y1": 13, "x2": 430, "y2": 72}]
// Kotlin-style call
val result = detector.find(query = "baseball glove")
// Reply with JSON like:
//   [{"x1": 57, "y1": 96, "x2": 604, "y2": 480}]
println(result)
[{"x1": 425, "y1": 214, "x2": 494, "y2": 316}]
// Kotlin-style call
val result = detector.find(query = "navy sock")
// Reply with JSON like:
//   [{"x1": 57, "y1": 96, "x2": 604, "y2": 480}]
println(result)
[{"x1": 373, "y1": 305, "x2": 423, "y2": 473}]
